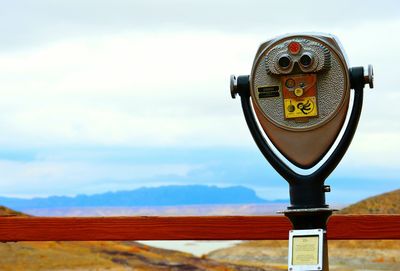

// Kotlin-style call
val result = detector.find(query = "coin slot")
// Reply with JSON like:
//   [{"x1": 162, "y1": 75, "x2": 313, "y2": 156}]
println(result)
[{"x1": 258, "y1": 86, "x2": 280, "y2": 98}]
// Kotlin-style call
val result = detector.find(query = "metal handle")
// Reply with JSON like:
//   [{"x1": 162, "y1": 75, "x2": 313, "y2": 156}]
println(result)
[
  {"x1": 364, "y1": 64, "x2": 374, "y2": 89},
  {"x1": 230, "y1": 75, "x2": 238, "y2": 99}
]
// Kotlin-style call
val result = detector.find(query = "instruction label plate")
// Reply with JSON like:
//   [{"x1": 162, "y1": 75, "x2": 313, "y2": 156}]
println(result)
[
  {"x1": 288, "y1": 229, "x2": 323, "y2": 271},
  {"x1": 292, "y1": 236, "x2": 319, "y2": 265}
]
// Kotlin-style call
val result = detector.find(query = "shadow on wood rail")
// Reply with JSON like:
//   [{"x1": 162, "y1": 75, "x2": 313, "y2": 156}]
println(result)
[{"x1": 0, "y1": 215, "x2": 399, "y2": 242}]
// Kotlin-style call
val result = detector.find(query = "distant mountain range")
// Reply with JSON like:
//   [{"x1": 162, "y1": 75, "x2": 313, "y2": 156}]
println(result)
[{"x1": 0, "y1": 185, "x2": 287, "y2": 210}]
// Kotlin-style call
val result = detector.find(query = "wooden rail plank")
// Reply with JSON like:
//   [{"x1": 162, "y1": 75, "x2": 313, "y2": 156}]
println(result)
[
  {"x1": 0, "y1": 216, "x2": 290, "y2": 241},
  {"x1": 0, "y1": 215, "x2": 399, "y2": 242},
  {"x1": 328, "y1": 215, "x2": 400, "y2": 240}
]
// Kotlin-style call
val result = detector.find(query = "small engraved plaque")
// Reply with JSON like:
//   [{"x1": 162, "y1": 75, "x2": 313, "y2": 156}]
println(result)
[
  {"x1": 288, "y1": 229, "x2": 323, "y2": 271},
  {"x1": 292, "y1": 236, "x2": 319, "y2": 265}
]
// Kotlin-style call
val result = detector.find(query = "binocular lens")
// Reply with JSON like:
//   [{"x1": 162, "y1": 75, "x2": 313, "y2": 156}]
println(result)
[
  {"x1": 300, "y1": 54, "x2": 312, "y2": 67},
  {"x1": 278, "y1": 56, "x2": 291, "y2": 68}
]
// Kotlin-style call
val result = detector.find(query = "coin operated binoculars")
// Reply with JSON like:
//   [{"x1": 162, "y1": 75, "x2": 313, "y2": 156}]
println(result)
[{"x1": 230, "y1": 33, "x2": 373, "y2": 271}]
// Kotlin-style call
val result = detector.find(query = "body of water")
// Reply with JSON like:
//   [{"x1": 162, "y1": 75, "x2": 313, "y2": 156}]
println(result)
[{"x1": 139, "y1": 240, "x2": 242, "y2": 256}]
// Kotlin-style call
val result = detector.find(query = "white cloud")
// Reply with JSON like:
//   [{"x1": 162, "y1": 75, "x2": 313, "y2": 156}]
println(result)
[
  {"x1": 0, "y1": 21, "x2": 399, "y2": 157},
  {"x1": 0, "y1": 31, "x2": 258, "y2": 147}
]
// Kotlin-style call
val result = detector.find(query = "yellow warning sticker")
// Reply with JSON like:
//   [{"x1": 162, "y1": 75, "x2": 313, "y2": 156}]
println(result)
[{"x1": 284, "y1": 96, "x2": 318, "y2": 119}]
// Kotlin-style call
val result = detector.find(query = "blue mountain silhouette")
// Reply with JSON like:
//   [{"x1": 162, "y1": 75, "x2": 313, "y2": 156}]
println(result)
[{"x1": 0, "y1": 185, "x2": 287, "y2": 210}]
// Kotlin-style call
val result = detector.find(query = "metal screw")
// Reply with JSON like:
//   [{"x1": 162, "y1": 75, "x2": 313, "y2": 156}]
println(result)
[{"x1": 323, "y1": 185, "x2": 331, "y2": 193}]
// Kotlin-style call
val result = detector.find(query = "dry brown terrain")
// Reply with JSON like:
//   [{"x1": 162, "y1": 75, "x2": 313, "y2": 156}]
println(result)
[
  {"x1": 0, "y1": 240, "x2": 276, "y2": 271},
  {"x1": 0, "y1": 205, "x2": 28, "y2": 217},
  {"x1": 339, "y1": 189, "x2": 400, "y2": 214},
  {"x1": 207, "y1": 239, "x2": 399, "y2": 271}
]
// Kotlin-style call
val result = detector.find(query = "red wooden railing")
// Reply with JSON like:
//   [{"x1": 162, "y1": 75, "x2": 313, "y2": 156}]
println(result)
[{"x1": 0, "y1": 215, "x2": 399, "y2": 242}]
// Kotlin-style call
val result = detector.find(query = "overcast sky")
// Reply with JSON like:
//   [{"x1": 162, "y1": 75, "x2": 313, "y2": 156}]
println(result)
[{"x1": 0, "y1": 1, "x2": 398, "y2": 203}]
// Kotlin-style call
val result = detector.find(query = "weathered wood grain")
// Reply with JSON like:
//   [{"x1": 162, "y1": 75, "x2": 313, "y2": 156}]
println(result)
[
  {"x1": 0, "y1": 215, "x2": 398, "y2": 242},
  {"x1": 328, "y1": 215, "x2": 400, "y2": 240}
]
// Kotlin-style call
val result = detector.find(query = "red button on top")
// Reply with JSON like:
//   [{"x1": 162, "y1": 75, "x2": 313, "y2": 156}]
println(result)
[{"x1": 288, "y1": 41, "x2": 301, "y2": 55}]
